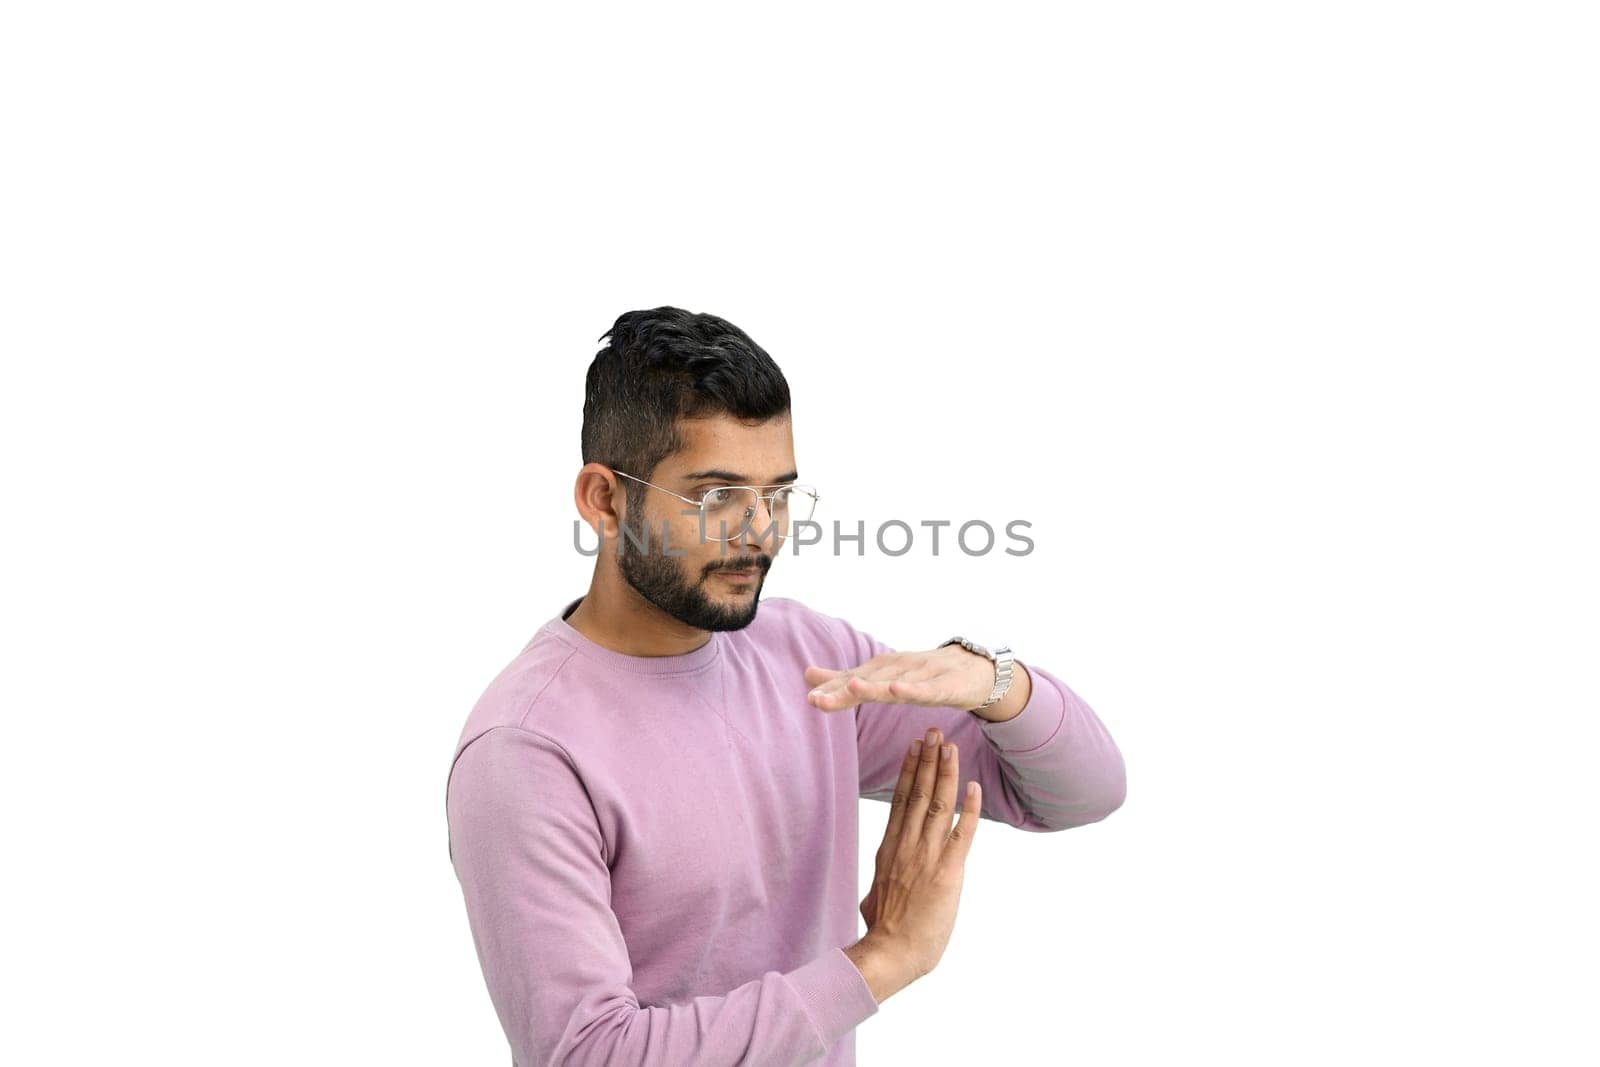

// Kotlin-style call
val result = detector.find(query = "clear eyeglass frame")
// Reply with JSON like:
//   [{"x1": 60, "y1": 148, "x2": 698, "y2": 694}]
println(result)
[{"x1": 610, "y1": 469, "x2": 820, "y2": 544}]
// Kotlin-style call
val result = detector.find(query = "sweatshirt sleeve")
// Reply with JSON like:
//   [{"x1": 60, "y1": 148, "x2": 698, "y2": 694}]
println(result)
[
  {"x1": 821, "y1": 613, "x2": 1127, "y2": 832},
  {"x1": 446, "y1": 726, "x2": 880, "y2": 1067}
]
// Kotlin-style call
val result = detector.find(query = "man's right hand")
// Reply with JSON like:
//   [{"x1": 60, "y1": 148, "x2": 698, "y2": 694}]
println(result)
[{"x1": 845, "y1": 727, "x2": 982, "y2": 1001}]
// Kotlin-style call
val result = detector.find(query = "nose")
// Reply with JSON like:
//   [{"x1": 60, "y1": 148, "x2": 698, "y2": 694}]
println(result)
[{"x1": 736, "y1": 493, "x2": 782, "y2": 550}]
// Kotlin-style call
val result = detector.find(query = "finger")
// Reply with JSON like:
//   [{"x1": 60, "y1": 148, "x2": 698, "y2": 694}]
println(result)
[
  {"x1": 807, "y1": 672, "x2": 862, "y2": 709},
  {"x1": 851, "y1": 673, "x2": 936, "y2": 705},
  {"x1": 846, "y1": 675, "x2": 894, "y2": 702},
  {"x1": 808, "y1": 679, "x2": 861, "y2": 711},
  {"x1": 828, "y1": 667, "x2": 924, "y2": 708},
  {"x1": 895, "y1": 728, "x2": 944, "y2": 856},
  {"x1": 811, "y1": 669, "x2": 896, "y2": 710},
  {"x1": 885, "y1": 677, "x2": 943, "y2": 702},
  {"x1": 803, "y1": 665, "x2": 845, "y2": 687},
  {"x1": 942, "y1": 779, "x2": 982, "y2": 870},
  {"x1": 922, "y1": 740, "x2": 961, "y2": 860},
  {"x1": 810, "y1": 654, "x2": 920, "y2": 703},
  {"x1": 883, "y1": 739, "x2": 923, "y2": 846},
  {"x1": 807, "y1": 653, "x2": 895, "y2": 691}
]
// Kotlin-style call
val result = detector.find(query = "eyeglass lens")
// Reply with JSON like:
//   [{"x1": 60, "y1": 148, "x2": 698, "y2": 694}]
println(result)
[{"x1": 700, "y1": 487, "x2": 816, "y2": 541}]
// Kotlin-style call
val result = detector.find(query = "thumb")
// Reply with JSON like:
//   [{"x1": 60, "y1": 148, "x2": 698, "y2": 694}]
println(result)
[{"x1": 859, "y1": 884, "x2": 878, "y2": 925}]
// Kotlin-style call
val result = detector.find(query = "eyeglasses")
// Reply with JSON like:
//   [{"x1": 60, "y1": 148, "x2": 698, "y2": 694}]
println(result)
[{"x1": 611, "y1": 469, "x2": 820, "y2": 544}]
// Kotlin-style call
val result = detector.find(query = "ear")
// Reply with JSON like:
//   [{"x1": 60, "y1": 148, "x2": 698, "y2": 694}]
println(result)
[{"x1": 574, "y1": 464, "x2": 626, "y2": 546}]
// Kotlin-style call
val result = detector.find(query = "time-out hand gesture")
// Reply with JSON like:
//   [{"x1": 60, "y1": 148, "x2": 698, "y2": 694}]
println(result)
[{"x1": 804, "y1": 645, "x2": 994, "y2": 714}]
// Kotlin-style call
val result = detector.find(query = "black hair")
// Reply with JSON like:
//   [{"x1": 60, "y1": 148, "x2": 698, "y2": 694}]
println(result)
[{"x1": 582, "y1": 307, "x2": 791, "y2": 511}]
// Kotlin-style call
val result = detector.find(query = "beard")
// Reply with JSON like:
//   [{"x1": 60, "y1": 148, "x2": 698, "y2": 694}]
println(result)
[{"x1": 617, "y1": 519, "x2": 769, "y2": 632}]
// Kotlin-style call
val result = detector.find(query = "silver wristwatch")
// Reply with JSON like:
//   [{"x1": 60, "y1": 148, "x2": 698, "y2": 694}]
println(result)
[{"x1": 938, "y1": 636, "x2": 1015, "y2": 712}]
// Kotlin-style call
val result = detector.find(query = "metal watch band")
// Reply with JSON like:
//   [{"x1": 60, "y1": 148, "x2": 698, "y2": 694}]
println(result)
[{"x1": 938, "y1": 636, "x2": 1015, "y2": 711}]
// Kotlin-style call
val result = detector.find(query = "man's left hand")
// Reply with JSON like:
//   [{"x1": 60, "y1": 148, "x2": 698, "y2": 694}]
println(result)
[{"x1": 803, "y1": 645, "x2": 996, "y2": 714}]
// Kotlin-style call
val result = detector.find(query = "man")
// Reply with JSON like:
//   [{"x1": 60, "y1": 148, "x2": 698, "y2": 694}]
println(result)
[{"x1": 445, "y1": 307, "x2": 1127, "y2": 1065}]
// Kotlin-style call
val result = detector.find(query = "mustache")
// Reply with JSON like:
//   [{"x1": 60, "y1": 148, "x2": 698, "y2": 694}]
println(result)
[{"x1": 708, "y1": 557, "x2": 770, "y2": 575}]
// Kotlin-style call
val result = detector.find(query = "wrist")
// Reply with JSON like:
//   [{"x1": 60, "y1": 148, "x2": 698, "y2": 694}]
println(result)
[
  {"x1": 938, "y1": 636, "x2": 1016, "y2": 715},
  {"x1": 846, "y1": 932, "x2": 921, "y2": 1002},
  {"x1": 972, "y1": 660, "x2": 1031, "y2": 723}
]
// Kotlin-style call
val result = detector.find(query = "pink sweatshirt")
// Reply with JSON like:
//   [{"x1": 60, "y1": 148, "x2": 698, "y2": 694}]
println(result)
[{"x1": 445, "y1": 595, "x2": 1126, "y2": 1066}]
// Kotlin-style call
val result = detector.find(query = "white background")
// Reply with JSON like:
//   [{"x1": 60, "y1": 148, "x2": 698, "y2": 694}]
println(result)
[{"x1": 3, "y1": 2, "x2": 1596, "y2": 1064}]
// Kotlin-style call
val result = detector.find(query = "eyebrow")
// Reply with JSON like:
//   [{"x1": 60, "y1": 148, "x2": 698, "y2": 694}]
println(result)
[{"x1": 681, "y1": 468, "x2": 799, "y2": 486}]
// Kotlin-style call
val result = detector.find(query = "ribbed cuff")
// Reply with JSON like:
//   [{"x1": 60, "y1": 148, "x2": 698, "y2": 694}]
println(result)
[
  {"x1": 976, "y1": 665, "x2": 1067, "y2": 753},
  {"x1": 788, "y1": 947, "x2": 881, "y2": 1051}
]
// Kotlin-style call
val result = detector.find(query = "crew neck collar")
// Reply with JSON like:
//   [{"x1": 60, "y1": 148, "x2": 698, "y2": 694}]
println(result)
[{"x1": 546, "y1": 596, "x2": 722, "y2": 676}]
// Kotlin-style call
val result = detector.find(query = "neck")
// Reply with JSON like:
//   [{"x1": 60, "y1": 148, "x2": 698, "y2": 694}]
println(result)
[{"x1": 564, "y1": 565, "x2": 713, "y2": 658}]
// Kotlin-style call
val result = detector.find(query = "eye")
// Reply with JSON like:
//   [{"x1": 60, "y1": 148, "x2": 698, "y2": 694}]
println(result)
[{"x1": 701, "y1": 487, "x2": 736, "y2": 509}]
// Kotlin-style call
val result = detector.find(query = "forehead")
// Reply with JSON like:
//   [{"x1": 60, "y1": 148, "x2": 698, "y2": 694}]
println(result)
[{"x1": 660, "y1": 413, "x2": 796, "y2": 483}]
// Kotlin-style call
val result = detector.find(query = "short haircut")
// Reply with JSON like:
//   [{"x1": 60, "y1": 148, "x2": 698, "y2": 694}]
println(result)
[{"x1": 582, "y1": 307, "x2": 791, "y2": 511}]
